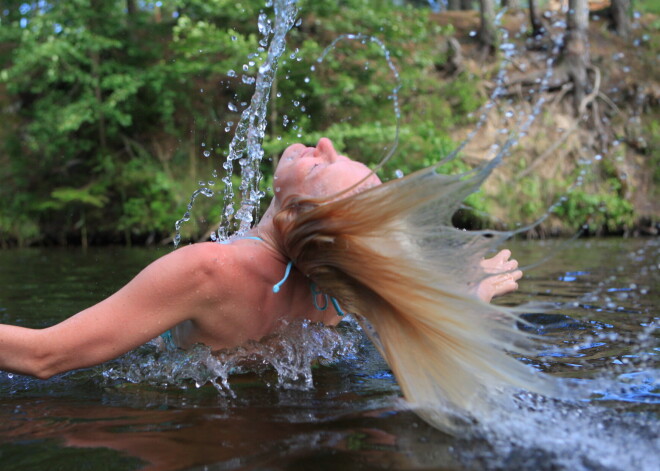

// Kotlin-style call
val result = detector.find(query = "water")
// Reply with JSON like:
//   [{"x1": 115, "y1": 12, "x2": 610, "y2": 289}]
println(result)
[
  {"x1": 0, "y1": 238, "x2": 657, "y2": 470},
  {"x1": 1, "y1": 3, "x2": 657, "y2": 469},
  {"x1": 174, "y1": 0, "x2": 299, "y2": 246}
]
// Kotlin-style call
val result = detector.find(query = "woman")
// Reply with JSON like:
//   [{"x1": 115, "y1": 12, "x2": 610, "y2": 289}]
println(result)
[{"x1": 0, "y1": 138, "x2": 534, "y2": 430}]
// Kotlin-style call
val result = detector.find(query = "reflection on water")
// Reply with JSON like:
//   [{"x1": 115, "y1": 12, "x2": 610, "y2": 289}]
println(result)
[{"x1": 0, "y1": 238, "x2": 658, "y2": 471}]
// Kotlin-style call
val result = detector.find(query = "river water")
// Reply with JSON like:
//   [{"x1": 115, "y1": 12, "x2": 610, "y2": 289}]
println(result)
[{"x1": 0, "y1": 237, "x2": 657, "y2": 470}]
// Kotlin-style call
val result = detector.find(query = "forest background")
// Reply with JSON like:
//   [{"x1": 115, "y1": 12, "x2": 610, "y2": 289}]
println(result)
[{"x1": 0, "y1": 0, "x2": 658, "y2": 248}]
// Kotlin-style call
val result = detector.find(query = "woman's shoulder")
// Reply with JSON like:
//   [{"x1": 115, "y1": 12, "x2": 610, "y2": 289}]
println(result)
[{"x1": 170, "y1": 240, "x2": 285, "y2": 287}]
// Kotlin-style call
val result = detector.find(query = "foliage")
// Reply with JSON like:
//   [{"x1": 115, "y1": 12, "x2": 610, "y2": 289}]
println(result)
[
  {"x1": 554, "y1": 184, "x2": 635, "y2": 233},
  {"x1": 0, "y1": 0, "x2": 655, "y2": 245}
]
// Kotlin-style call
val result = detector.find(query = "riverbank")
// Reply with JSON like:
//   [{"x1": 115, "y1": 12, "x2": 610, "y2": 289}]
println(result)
[{"x1": 0, "y1": 4, "x2": 658, "y2": 247}]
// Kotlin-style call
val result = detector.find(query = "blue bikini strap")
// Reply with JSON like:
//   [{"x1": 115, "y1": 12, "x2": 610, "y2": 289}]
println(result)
[
  {"x1": 272, "y1": 261, "x2": 293, "y2": 293},
  {"x1": 272, "y1": 263, "x2": 345, "y2": 317}
]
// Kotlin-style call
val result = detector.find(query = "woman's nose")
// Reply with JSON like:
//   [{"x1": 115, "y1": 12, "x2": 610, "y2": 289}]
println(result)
[{"x1": 313, "y1": 137, "x2": 338, "y2": 162}]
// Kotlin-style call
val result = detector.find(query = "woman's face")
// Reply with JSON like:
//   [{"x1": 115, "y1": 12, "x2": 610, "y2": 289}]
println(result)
[{"x1": 274, "y1": 138, "x2": 381, "y2": 201}]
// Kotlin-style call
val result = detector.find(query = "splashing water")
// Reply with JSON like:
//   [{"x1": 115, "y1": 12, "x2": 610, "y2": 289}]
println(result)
[
  {"x1": 174, "y1": 0, "x2": 299, "y2": 246},
  {"x1": 102, "y1": 319, "x2": 361, "y2": 393},
  {"x1": 160, "y1": 2, "x2": 657, "y2": 458}
]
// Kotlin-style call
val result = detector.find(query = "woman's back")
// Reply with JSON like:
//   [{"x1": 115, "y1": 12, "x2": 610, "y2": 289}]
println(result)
[{"x1": 170, "y1": 239, "x2": 338, "y2": 351}]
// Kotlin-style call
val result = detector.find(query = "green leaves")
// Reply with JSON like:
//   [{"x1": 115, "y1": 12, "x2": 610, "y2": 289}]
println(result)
[{"x1": 44, "y1": 186, "x2": 109, "y2": 210}]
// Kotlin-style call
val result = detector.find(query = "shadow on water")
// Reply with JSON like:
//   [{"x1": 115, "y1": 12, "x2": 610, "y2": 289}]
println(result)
[{"x1": 0, "y1": 238, "x2": 657, "y2": 470}]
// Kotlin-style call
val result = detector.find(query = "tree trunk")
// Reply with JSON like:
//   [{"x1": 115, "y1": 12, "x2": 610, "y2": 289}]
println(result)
[
  {"x1": 448, "y1": 0, "x2": 461, "y2": 10},
  {"x1": 479, "y1": 0, "x2": 497, "y2": 53},
  {"x1": 126, "y1": 0, "x2": 137, "y2": 41},
  {"x1": 610, "y1": 0, "x2": 630, "y2": 37},
  {"x1": 529, "y1": 0, "x2": 545, "y2": 37},
  {"x1": 460, "y1": 0, "x2": 473, "y2": 10},
  {"x1": 126, "y1": 0, "x2": 136, "y2": 16},
  {"x1": 564, "y1": 0, "x2": 590, "y2": 115},
  {"x1": 501, "y1": 0, "x2": 520, "y2": 8}
]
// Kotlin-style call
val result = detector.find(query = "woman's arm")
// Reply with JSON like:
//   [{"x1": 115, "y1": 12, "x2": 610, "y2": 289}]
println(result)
[{"x1": 0, "y1": 243, "x2": 231, "y2": 379}]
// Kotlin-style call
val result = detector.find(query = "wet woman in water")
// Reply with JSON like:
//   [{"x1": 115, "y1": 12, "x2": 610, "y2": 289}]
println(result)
[{"x1": 0, "y1": 137, "x2": 536, "y2": 430}]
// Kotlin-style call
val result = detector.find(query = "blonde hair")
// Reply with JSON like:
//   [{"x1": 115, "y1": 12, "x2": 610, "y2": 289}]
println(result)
[{"x1": 271, "y1": 164, "x2": 554, "y2": 432}]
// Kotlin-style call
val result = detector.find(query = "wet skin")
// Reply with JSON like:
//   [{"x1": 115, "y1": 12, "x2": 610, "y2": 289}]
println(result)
[{"x1": 0, "y1": 138, "x2": 520, "y2": 379}]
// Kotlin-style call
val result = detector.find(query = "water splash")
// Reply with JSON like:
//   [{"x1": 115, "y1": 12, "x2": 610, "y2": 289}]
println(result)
[
  {"x1": 101, "y1": 319, "x2": 361, "y2": 393},
  {"x1": 451, "y1": 389, "x2": 660, "y2": 471},
  {"x1": 174, "y1": 0, "x2": 299, "y2": 246}
]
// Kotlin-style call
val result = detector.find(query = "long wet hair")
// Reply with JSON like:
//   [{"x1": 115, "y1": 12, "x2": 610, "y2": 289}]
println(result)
[{"x1": 271, "y1": 162, "x2": 554, "y2": 432}]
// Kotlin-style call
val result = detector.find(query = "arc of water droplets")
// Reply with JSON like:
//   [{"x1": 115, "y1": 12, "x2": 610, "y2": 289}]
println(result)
[
  {"x1": 173, "y1": 0, "x2": 299, "y2": 247},
  {"x1": 436, "y1": 8, "x2": 518, "y2": 169},
  {"x1": 447, "y1": 8, "x2": 595, "y2": 236},
  {"x1": 316, "y1": 33, "x2": 402, "y2": 175}
]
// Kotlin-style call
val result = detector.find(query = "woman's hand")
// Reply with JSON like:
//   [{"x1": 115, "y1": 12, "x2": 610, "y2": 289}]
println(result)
[{"x1": 474, "y1": 249, "x2": 523, "y2": 303}]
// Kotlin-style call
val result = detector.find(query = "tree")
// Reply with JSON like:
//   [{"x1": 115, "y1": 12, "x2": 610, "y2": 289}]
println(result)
[
  {"x1": 610, "y1": 0, "x2": 631, "y2": 37},
  {"x1": 528, "y1": 0, "x2": 545, "y2": 38},
  {"x1": 501, "y1": 0, "x2": 520, "y2": 9},
  {"x1": 564, "y1": 0, "x2": 591, "y2": 114},
  {"x1": 478, "y1": 0, "x2": 497, "y2": 52},
  {"x1": 448, "y1": 0, "x2": 462, "y2": 10}
]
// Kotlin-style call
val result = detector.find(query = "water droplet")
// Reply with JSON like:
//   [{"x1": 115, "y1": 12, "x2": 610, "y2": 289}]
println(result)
[
  {"x1": 228, "y1": 102, "x2": 238, "y2": 112},
  {"x1": 227, "y1": 69, "x2": 236, "y2": 77},
  {"x1": 304, "y1": 77, "x2": 310, "y2": 83},
  {"x1": 469, "y1": 30, "x2": 477, "y2": 37},
  {"x1": 203, "y1": 150, "x2": 211, "y2": 158},
  {"x1": 394, "y1": 169, "x2": 404, "y2": 179}
]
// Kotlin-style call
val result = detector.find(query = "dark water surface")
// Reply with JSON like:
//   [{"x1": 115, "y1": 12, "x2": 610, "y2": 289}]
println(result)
[{"x1": 0, "y1": 238, "x2": 657, "y2": 471}]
